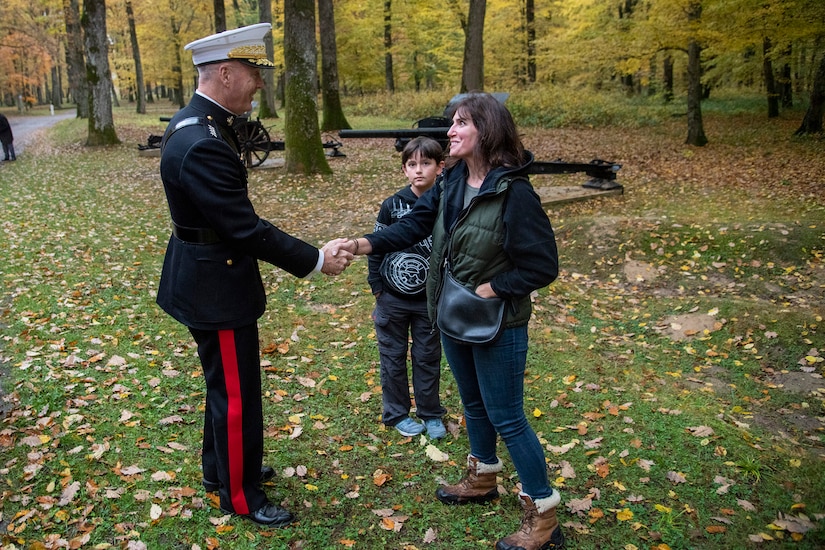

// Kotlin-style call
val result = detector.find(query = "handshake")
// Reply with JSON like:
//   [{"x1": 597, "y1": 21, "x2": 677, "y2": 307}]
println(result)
[{"x1": 319, "y1": 237, "x2": 370, "y2": 276}]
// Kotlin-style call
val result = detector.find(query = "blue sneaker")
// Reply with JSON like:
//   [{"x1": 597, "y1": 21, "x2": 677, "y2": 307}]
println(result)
[
  {"x1": 424, "y1": 419, "x2": 446, "y2": 439},
  {"x1": 395, "y1": 417, "x2": 425, "y2": 437}
]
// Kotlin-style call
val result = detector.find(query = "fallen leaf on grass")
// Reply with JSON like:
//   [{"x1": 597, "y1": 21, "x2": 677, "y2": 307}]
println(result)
[
  {"x1": 425, "y1": 444, "x2": 449, "y2": 462},
  {"x1": 559, "y1": 460, "x2": 576, "y2": 479},
  {"x1": 380, "y1": 515, "x2": 407, "y2": 532},
  {"x1": 561, "y1": 520, "x2": 591, "y2": 534},
  {"x1": 373, "y1": 469, "x2": 392, "y2": 486},
  {"x1": 737, "y1": 499, "x2": 756, "y2": 511},
  {"x1": 118, "y1": 464, "x2": 146, "y2": 476},
  {"x1": 713, "y1": 474, "x2": 735, "y2": 494},
  {"x1": 710, "y1": 516, "x2": 732, "y2": 524},
  {"x1": 593, "y1": 457, "x2": 610, "y2": 478},
  {"x1": 58, "y1": 481, "x2": 81, "y2": 506},
  {"x1": 686, "y1": 426, "x2": 714, "y2": 437},
  {"x1": 151, "y1": 470, "x2": 175, "y2": 482},
  {"x1": 297, "y1": 376, "x2": 316, "y2": 388},
  {"x1": 770, "y1": 512, "x2": 816, "y2": 533},
  {"x1": 566, "y1": 497, "x2": 593, "y2": 514},
  {"x1": 21, "y1": 434, "x2": 50, "y2": 447},
  {"x1": 616, "y1": 508, "x2": 633, "y2": 521},
  {"x1": 547, "y1": 439, "x2": 579, "y2": 454}
]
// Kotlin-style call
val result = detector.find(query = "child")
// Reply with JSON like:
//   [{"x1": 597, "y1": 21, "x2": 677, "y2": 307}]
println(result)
[{"x1": 368, "y1": 137, "x2": 447, "y2": 439}]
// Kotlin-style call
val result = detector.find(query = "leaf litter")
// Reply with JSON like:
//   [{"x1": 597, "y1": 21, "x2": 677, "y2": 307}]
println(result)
[{"x1": 0, "y1": 113, "x2": 823, "y2": 548}]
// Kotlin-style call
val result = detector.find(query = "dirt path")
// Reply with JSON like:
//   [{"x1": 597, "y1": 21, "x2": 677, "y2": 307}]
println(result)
[{"x1": 4, "y1": 109, "x2": 77, "y2": 156}]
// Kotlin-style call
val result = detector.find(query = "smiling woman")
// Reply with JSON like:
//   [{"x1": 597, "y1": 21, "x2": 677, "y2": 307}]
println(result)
[{"x1": 340, "y1": 92, "x2": 564, "y2": 550}]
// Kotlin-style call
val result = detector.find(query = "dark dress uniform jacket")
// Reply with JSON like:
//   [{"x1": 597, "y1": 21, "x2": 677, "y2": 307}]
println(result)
[{"x1": 158, "y1": 93, "x2": 319, "y2": 330}]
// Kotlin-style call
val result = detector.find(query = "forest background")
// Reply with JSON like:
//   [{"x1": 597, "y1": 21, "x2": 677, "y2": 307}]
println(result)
[{"x1": 1, "y1": 0, "x2": 825, "y2": 141}]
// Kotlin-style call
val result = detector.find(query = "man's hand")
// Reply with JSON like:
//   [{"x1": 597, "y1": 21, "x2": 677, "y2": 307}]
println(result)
[{"x1": 321, "y1": 238, "x2": 354, "y2": 275}]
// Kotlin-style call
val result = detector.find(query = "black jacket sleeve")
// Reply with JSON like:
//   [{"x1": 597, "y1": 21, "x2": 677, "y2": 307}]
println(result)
[
  {"x1": 365, "y1": 183, "x2": 439, "y2": 255},
  {"x1": 490, "y1": 178, "x2": 558, "y2": 298}
]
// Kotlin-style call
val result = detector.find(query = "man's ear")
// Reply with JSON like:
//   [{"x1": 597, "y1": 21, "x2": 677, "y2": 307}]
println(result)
[{"x1": 218, "y1": 63, "x2": 233, "y2": 85}]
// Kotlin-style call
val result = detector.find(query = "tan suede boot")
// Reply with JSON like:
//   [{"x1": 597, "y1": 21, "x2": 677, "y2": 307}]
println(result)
[
  {"x1": 435, "y1": 454, "x2": 502, "y2": 505},
  {"x1": 495, "y1": 492, "x2": 565, "y2": 550}
]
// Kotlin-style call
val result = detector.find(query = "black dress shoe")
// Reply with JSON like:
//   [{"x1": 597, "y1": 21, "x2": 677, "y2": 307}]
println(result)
[
  {"x1": 224, "y1": 502, "x2": 295, "y2": 527},
  {"x1": 202, "y1": 465, "x2": 276, "y2": 493}
]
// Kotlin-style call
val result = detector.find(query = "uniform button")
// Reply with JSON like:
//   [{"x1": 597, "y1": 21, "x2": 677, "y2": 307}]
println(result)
[{"x1": 226, "y1": 259, "x2": 233, "y2": 266}]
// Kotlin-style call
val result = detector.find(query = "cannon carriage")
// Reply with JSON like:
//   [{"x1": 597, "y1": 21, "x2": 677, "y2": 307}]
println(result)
[
  {"x1": 140, "y1": 116, "x2": 344, "y2": 168},
  {"x1": 338, "y1": 93, "x2": 622, "y2": 191}
]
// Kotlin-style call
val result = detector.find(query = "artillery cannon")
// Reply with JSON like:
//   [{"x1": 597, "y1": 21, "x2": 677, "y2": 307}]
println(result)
[
  {"x1": 338, "y1": 93, "x2": 622, "y2": 191},
  {"x1": 140, "y1": 116, "x2": 344, "y2": 168}
]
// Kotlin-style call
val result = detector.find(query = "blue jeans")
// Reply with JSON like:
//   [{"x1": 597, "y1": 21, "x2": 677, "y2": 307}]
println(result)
[{"x1": 442, "y1": 325, "x2": 553, "y2": 499}]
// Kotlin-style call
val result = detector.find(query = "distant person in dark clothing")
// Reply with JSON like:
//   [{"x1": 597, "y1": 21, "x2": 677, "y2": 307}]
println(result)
[{"x1": 0, "y1": 113, "x2": 15, "y2": 161}]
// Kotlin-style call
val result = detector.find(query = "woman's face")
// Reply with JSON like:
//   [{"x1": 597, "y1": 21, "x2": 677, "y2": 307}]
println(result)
[{"x1": 447, "y1": 108, "x2": 478, "y2": 160}]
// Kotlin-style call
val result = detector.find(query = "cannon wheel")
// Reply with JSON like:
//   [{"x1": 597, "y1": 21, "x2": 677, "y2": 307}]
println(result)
[{"x1": 235, "y1": 119, "x2": 271, "y2": 168}]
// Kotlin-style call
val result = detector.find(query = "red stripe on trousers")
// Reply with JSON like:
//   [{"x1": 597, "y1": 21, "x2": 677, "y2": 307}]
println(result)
[{"x1": 218, "y1": 329, "x2": 249, "y2": 514}]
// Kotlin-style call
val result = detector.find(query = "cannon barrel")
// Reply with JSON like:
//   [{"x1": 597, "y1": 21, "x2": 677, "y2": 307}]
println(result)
[
  {"x1": 338, "y1": 128, "x2": 449, "y2": 139},
  {"x1": 528, "y1": 160, "x2": 621, "y2": 180},
  {"x1": 338, "y1": 127, "x2": 621, "y2": 185}
]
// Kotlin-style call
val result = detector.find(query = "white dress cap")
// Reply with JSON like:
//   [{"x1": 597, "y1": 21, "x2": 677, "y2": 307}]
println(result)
[{"x1": 184, "y1": 23, "x2": 275, "y2": 67}]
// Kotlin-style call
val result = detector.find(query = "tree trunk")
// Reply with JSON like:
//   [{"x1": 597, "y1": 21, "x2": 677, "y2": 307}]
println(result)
[
  {"x1": 795, "y1": 52, "x2": 825, "y2": 135},
  {"x1": 82, "y1": 0, "x2": 119, "y2": 146},
  {"x1": 663, "y1": 53, "x2": 674, "y2": 102},
  {"x1": 284, "y1": 0, "x2": 330, "y2": 174},
  {"x1": 384, "y1": 0, "x2": 394, "y2": 92},
  {"x1": 258, "y1": 0, "x2": 279, "y2": 118},
  {"x1": 763, "y1": 36, "x2": 779, "y2": 118},
  {"x1": 126, "y1": 0, "x2": 146, "y2": 114},
  {"x1": 525, "y1": 0, "x2": 536, "y2": 83},
  {"x1": 51, "y1": 65, "x2": 63, "y2": 108},
  {"x1": 779, "y1": 54, "x2": 793, "y2": 108},
  {"x1": 460, "y1": 0, "x2": 486, "y2": 92},
  {"x1": 413, "y1": 50, "x2": 421, "y2": 91},
  {"x1": 685, "y1": 1, "x2": 707, "y2": 146},
  {"x1": 319, "y1": 0, "x2": 351, "y2": 131},
  {"x1": 110, "y1": 81, "x2": 120, "y2": 107},
  {"x1": 214, "y1": 0, "x2": 226, "y2": 32},
  {"x1": 169, "y1": 12, "x2": 186, "y2": 109},
  {"x1": 63, "y1": 0, "x2": 89, "y2": 117}
]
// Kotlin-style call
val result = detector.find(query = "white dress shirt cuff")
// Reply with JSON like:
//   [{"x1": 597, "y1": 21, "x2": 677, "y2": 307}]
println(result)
[{"x1": 309, "y1": 249, "x2": 324, "y2": 277}]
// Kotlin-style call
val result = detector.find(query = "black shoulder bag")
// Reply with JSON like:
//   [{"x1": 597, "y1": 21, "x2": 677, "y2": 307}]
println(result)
[{"x1": 436, "y1": 266, "x2": 506, "y2": 345}]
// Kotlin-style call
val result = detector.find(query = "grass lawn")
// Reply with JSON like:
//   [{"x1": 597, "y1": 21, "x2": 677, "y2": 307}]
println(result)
[{"x1": 0, "y1": 96, "x2": 823, "y2": 549}]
